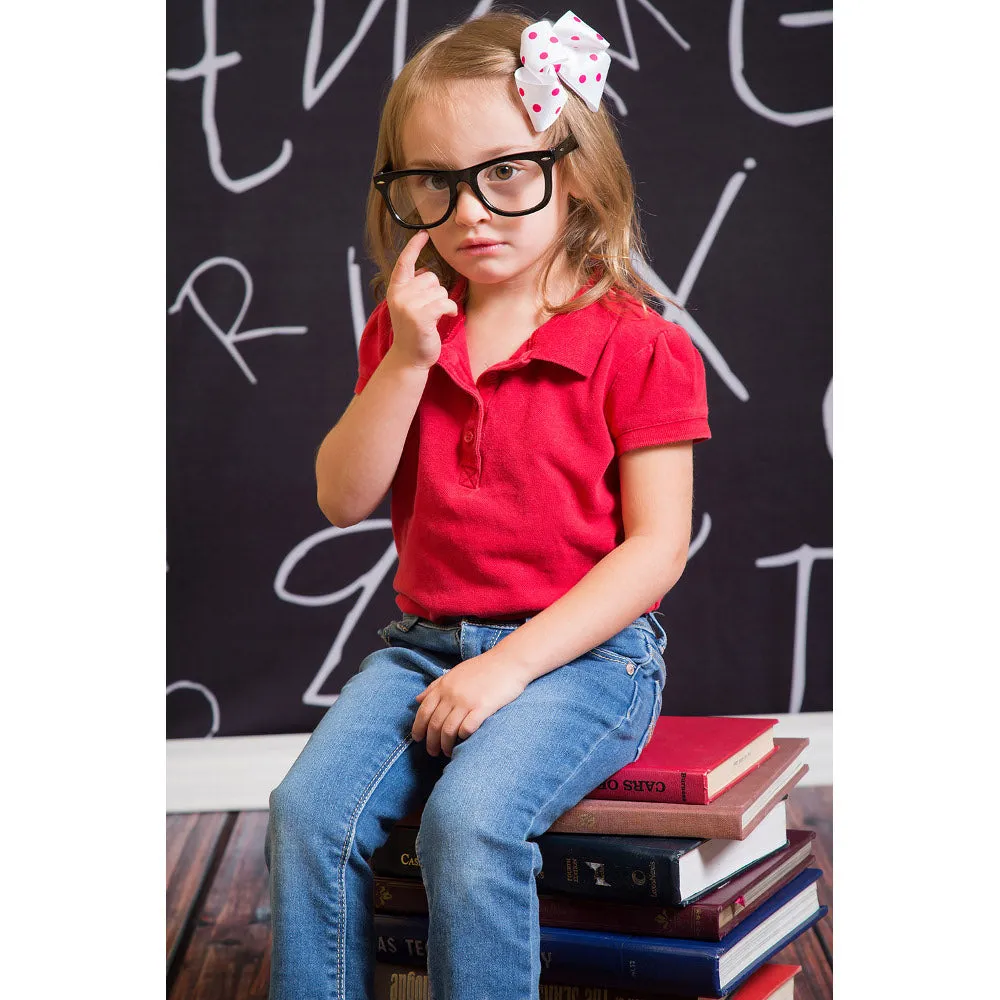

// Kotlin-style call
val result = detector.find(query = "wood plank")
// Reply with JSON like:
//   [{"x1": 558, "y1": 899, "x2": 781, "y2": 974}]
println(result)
[
  {"x1": 790, "y1": 786, "x2": 832, "y2": 860},
  {"x1": 168, "y1": 811, "x2": 272, "y2": 1000},
  {"x1": 166, "y1": 812, "x2": 231, "y2": 973},
  {"x1": 785, "y1": 785, "x2": 833, "y2": 959},
  {"x1": 772, "y1": 923, "x2": 833, "y2": 1000}
]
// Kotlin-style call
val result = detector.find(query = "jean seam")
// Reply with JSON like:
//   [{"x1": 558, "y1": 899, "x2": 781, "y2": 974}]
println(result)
[
  {"x1": 336, "y1": 735, "x2": 412, "y2": 999},
  {"x1": 483, "y1": 627, "x2": 504, "y2": 652},
  {"x1": 589, "y1": 648, "x2": 635, "y2": 669}
]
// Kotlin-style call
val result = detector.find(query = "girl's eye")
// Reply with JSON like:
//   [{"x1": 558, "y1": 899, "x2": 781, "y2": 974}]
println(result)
[
  {"x1": 487, "y1": 163, "x2": 519, "y2": 182},
  {"x1": 422, "y1": 174, "x2": 450, "y2": 192}
]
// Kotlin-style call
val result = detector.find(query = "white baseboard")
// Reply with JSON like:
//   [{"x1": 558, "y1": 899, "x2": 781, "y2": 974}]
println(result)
[{"x1": 166, "y1": 712, "x2": 832, "y2": 814}]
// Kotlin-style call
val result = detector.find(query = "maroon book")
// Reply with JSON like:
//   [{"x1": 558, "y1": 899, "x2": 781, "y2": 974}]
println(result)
[{"x1": 373, "y1": 830, "x2": 816, "y2": 942}]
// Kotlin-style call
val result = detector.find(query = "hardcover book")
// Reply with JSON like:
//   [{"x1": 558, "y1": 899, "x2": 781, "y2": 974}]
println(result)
[
  {"x1": 373, "y1": 868, "x2": 827, "y2": 997},
  {"x1": 545, "y1": 739, "x2": 809, "y2": 840},
  {"x1": 374, "y1": 961, "x2": 798, "y2": 1000},
  {"x1": 374, "y1": 802, "x2": 789, "y2": 906},
  {"x1": 587, "y1": 716, "x2": 778, "y2": 805},
  {"x1": 373, "y1": 831, "x2": 817, "y2": 943}
]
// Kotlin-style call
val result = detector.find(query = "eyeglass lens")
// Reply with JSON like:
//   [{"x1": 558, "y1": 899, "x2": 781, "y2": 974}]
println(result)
[{"x1": 384, "y1": 158, "x2": 547, "y2": 226}]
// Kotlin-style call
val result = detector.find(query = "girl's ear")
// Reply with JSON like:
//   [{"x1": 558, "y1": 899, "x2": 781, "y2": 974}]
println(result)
[{"x1": 565, "y1": 176, "x2": 587, "y2": 204}]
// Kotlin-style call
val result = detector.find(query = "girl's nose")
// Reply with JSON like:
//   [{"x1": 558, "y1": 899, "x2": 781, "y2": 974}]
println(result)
[{"x1": 453, "y1": 182, "x2": 491, "y2": 227}]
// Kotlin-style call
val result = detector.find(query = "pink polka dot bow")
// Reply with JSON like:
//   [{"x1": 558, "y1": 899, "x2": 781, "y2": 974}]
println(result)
[{"x1": 515, "y1": 10, "x2": 611, "y2": 132}]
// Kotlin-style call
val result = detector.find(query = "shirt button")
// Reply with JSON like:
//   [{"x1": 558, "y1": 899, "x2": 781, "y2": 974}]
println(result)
[{"x1": 463, "y1": 430, "x2": 475, "y2": 443}]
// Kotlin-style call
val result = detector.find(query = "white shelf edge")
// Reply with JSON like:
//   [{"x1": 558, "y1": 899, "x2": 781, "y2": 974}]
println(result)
[{"x1": 167, "y1": 712, "x2": 832, "y2": 814}]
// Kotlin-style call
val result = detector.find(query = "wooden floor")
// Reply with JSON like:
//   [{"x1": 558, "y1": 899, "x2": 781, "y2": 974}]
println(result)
[{"x1": 167, "y1": 786, "x2": 832, "y2": 999}]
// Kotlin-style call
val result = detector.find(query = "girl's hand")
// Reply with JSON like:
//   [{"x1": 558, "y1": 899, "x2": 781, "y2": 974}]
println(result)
[
  {"x1": 385, "y1": 230, "x2": 458, "y2": 371},
  {"x1": 411, "y1": 651, "x2": 530, "y2": 758}
]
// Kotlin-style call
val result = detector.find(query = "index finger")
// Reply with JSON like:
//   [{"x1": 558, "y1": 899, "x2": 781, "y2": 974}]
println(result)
[{"x1": 390, "y1": 230, "x2": 430, "y2": 288}]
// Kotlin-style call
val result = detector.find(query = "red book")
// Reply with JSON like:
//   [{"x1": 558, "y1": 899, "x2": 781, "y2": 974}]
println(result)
[
  {"x1": 588, "y1": 716, "x2": 778, "y2": 805},
  {"x1": 729, "y1": 963, "x2": 800, "y2": 999}
]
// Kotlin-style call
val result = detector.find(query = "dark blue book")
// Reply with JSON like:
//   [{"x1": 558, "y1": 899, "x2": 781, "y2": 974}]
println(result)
[{"x1": 373, "y1": 868, "x2": 826, "y2": 998}]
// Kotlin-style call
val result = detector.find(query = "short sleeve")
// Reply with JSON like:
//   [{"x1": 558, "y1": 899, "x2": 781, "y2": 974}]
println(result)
[
  {"x1": 353, "y1": 299, "x2": 393, "y2": 395},
  {"x1": 604, "y1": 321, "x2": 711, "y2": 455}
]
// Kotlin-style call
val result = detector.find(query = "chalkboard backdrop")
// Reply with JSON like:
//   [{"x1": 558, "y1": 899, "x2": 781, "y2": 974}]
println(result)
[{"x1": 167, "y1": 1, "x2": 832, "y2": 739}]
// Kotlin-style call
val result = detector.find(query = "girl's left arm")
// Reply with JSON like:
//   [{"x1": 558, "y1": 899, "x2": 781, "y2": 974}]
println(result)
[{"x1": 411, "y1": 441, "x2": 693, "y2": 756}]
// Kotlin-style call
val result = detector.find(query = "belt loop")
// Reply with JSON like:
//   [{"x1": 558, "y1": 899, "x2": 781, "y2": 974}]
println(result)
[{"x1": 647, "y1": 610, "x2": 668, "y2": 646}]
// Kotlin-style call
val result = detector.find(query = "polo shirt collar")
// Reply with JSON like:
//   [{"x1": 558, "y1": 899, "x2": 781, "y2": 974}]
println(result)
[{"x1": 439, "y1": 275, "x2": 611, "y2": 379}]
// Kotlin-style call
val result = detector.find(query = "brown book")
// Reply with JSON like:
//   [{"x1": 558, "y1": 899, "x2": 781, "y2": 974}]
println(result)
[
  {"x1": 396, "y1": 738, "x2": 808, "y2": 840},
  {"x1": 373, "y1": 831, "x2": 816, "y2": 943},
  {"x1": 544, "y1": 738, "x2": 808, "y2": 840}
]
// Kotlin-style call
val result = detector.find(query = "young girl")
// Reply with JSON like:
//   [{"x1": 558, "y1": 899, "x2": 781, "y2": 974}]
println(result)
[{"x1": 265, "y1": 10, "x2": 710, "y2": 999}]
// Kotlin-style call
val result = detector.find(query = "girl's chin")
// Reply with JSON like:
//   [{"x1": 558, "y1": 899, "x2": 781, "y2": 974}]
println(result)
[{"x1": 451, "y1": 255, "x2": 516, "y2": 277}]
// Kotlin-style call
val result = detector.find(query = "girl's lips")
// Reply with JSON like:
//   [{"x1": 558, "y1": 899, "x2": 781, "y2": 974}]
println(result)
[{"x1": 458, "y1": 242, "x2": 505, "y2": 255}]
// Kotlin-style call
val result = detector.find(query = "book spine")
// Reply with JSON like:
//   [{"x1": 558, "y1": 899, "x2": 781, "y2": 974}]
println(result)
[
  {"x1": 587, "y1": 767, "x2": 709, "y2": 805},
  {"x1": 374, "y1": 877, "x2": 427, "y2": 915},
  {"x1": 373, "y1": 914, "x2": 723, "y2": 995},
  {"x1": 548, "y1": 764, "x2": 808, "y2": 839},
  {"x1": 373, "y1": 964, "x2": 696, "y2": 1000},
  {"x1": 373, "y1": 876, "x2": 725, "y2": 941},
  {"x1": 538, "y1": 833, "x2": 684, "y2": 904},
  {"x1": 394, "y1": 801, "x2": 737, "y2": 839},
  {"x1": 373, "y1": 826, "x2": 685, "y2": 905},
  {"x1": 546, "y1": 799, "x2": 742, "y2": 839},
  {"x1": 371, "y1": 827, "x2": 424, "y2": 880}
]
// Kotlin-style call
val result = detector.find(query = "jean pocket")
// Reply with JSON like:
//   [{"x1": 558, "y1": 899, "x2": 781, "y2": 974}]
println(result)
[{"x1": 591, "y1": 621, "x2": 656, "y2": 674}]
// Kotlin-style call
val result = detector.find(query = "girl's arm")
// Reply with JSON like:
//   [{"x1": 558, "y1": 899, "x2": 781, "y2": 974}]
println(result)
[
  {"x1": 491, "y1": 440, "x2": 694, "y2": 681},
  {"x1": 314, "y1": 351, "x2": 429, "y2": 527},
  {"x1": 316, "y1": 231, "x2": 456, "y2": 528}
]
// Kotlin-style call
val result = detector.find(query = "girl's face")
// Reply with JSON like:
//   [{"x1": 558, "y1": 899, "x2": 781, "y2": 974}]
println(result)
[{"x1": 400, "y1": 79, "x2": 575, "y2": 291}]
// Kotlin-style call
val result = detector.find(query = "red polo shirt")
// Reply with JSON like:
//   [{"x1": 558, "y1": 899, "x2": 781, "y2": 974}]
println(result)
[{"x1": 354, "y1": 275, "x2": 710, "y2": 623}]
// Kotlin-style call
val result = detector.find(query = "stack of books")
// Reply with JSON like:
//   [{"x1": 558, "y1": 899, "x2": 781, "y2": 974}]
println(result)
[{"x1": 370, "y1": 716, "x2": 827, "y2": 999}]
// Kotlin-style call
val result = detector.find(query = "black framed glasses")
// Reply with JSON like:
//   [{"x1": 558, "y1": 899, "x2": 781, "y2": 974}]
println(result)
[{"x1": 373, "y1": 134, "x2": 579, "y2": 230}]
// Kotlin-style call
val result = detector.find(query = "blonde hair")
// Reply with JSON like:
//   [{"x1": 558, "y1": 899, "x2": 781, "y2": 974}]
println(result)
[{"x1": 364, "y1": 8, "x2": 672, "y2": 318}]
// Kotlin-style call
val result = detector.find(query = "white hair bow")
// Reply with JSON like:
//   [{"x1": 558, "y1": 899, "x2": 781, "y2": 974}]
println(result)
[{"x1": 514, "y1": 10, "x2": 611, "y2": 133}]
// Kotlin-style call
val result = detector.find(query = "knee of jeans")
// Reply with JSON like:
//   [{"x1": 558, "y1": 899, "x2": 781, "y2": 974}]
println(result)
[
  {"x1": 268, "y1": 778, "x2": 302, "y2": 835},
  {"x1": 416, "y1": 789, "x2": 512, "y2": 875},
  {"x1": 267, "y1": 770, "x2": 333, "y2": 847}
]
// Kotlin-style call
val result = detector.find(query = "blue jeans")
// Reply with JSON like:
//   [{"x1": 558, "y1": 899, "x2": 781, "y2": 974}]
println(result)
[{"x1": 265, "y1": 611, "x2": 667, "y2": 1000}]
